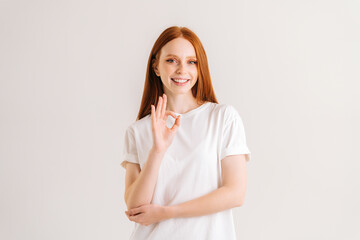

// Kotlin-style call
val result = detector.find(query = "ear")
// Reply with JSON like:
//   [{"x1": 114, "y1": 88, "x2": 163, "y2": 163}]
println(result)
[
  {"x1": 154, "y1": 68, "x2": 160, "y2": 76},
  {"x1": 152, "y1": 59, "x2": 160, "y2": 76}
]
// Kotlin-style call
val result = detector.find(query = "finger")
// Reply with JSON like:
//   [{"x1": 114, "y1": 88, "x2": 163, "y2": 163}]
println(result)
[
  {"x1": 128, "y1": 207, "x2": 143, "y2": 215},
  {"x1": 159, "y1": 95, "x2": 164, "y2": 119},
  {"x1": 161, "y1": 94, "x2": 166, "y2": 120},
  {"x1": 151, "y1": 105, "x2": 156, "y2": 126},
  {"x1": 156, "y1": 96, "x2": 162, "y2": 120},
  {"x1": 129, "y1": 214, "x2": 141, "y2": 222},
  {"x1": 171, "y1": 115, "x2": 181, "y2": 132},
  {"x1": 164, "y1": 110, "x2": 178, "y2": 120},
  {"x1": 129, "y1": 215, "x2": 135, "y2": 221}
]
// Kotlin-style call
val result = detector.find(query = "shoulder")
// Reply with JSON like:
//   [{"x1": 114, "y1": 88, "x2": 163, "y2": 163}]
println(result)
[
  {"x1": 125, "y1": 114, "x2": 151, "y2": 134},
  {"x1": 211, "y1": 102, "x2": 241, "y2": 122}
]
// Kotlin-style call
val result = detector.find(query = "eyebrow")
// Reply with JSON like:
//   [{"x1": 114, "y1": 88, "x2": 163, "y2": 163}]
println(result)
[{"x1": 165, "y1": 54, "x2": 197, "y2": 59}]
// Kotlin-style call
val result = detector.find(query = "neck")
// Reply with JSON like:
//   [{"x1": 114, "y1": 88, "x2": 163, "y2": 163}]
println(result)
[{"x1": 164, "y1": 91, "x2": 202, "y2": 114}]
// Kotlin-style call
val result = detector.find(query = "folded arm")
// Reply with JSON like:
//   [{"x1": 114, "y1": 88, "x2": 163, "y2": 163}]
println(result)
[
  {"x1": 125, "y1": 148, "x2": 165, "y2": 210},
  {"x1": 167, "y1": 154, "x2": 247, "y2": 218}
]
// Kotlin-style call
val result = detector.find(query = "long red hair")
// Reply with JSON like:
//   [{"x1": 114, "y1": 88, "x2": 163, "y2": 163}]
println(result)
[{"x1": 136, "y1": 26, "x2": 218, "y2": 120}]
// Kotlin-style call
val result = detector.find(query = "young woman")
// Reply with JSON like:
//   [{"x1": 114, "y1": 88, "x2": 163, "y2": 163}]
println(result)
[{"x1": 121, "y1": 26, "x2": 251, "y2": 240}]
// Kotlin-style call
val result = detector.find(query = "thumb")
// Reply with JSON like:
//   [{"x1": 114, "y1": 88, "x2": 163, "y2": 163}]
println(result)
[{"x1": 171, "y1": 115, "x2": 181, "y2": 132}]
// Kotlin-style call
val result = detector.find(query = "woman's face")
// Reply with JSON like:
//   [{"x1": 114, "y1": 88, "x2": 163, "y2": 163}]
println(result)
[{"x1": 154, "y1": 37, "x2": 198, "y2": 96}]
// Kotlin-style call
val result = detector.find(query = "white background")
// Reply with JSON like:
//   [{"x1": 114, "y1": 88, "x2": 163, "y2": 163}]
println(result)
[{"x1": 0, "y1": 0, "x2": 359, "y2": 239}]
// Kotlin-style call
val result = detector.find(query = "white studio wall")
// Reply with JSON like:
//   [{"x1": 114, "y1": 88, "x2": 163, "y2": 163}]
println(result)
[{"x1": 0, "y1": 0, "x2": 359, "y2": 239}]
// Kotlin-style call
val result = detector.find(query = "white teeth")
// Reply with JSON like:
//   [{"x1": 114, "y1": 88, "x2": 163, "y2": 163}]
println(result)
[{"x1": 172, "y1": 78, "x2": 189, "y2": 83}]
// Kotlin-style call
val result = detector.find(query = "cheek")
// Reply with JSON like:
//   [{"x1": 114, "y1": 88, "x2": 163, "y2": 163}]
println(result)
[
  {"x1": 161, "y1": 64, "x2": 174, "y2": 73},
  {"x1": 191, "y1": 68, "x2": 198, "y2": 77}
]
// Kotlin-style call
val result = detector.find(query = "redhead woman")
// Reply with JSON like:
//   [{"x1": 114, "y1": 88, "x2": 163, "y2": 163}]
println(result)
[{"x1": 121, "y1": 26, "x2": 251, "y2": 240}]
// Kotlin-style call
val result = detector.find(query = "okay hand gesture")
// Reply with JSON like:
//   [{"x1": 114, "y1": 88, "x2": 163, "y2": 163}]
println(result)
[{"x1": 151, "y1": 94, "x2": 181, "y2": 153}]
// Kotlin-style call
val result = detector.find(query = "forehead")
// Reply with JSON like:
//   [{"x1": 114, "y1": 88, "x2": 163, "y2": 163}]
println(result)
[{"x1": 160, "y1": 38, "x2": 196, "y2": 58}]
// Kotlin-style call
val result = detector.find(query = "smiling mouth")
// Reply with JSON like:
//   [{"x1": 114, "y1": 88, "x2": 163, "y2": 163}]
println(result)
[{"x1": 171, "y1": 78, "x2": 190, "y2": 83}]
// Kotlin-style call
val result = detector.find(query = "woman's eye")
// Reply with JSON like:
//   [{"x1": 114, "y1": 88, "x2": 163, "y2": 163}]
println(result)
[{"x1": 166, "y1": 59, "x2": 197, "y2": 64}]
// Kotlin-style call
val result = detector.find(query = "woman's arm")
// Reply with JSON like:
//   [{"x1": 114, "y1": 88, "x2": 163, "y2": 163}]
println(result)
[
  {"x1": 166, "y1": 185, "x2": 242, "y2": 219},
  {"x1": 168, "y1": 154, "x2": 247, "y2": 218},
  {"x1": 125, "y1": 148, "x2": 165, "y2": 210},
  {"x1": 126, "y1": 154, "x2": 247, "y2": 224},
  {"x1": 126, "y1": 94, "x2": 180, "y2": 210}
]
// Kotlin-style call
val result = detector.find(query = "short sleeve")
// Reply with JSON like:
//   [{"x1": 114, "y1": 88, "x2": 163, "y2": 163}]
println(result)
[
  {"x1": 120, "y1": 125, "x2": 140, "y2": 169},
  {"x1": 219, "y1": 106, "x2": 251, "y2": 162}
]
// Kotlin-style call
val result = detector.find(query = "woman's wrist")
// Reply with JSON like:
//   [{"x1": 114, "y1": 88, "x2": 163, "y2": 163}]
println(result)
[
  {"x1": 164, "y1": 205, "x2": 178, "y2": 220},
  {"x1": 151, "y1": 146, "x2": 167, "y2": 155}
]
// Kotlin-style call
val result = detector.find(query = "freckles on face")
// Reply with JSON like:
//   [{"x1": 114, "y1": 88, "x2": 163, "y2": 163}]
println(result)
[{"x1": 156, "y1": 38, "x2": 199, "y2": 90}]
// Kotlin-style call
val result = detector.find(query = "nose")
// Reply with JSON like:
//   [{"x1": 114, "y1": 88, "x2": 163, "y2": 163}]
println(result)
[{"x1": 176, "y1": 62, "x2": 185, "y2": 74}]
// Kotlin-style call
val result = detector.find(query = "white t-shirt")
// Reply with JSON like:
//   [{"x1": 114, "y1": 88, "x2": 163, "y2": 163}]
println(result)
[{"x1": 121, "y1": 101, "x2": 251, "y2": 240}]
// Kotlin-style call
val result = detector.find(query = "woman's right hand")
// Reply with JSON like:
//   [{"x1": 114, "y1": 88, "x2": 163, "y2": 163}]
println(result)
[{"x1": 151, "y1": 94, "x2": 181, "y2": 153}]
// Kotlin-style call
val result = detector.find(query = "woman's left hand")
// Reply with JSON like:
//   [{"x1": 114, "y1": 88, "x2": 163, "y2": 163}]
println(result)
[{"x1": 125, "y1": 203, "x2": 171, "y2": 226}]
